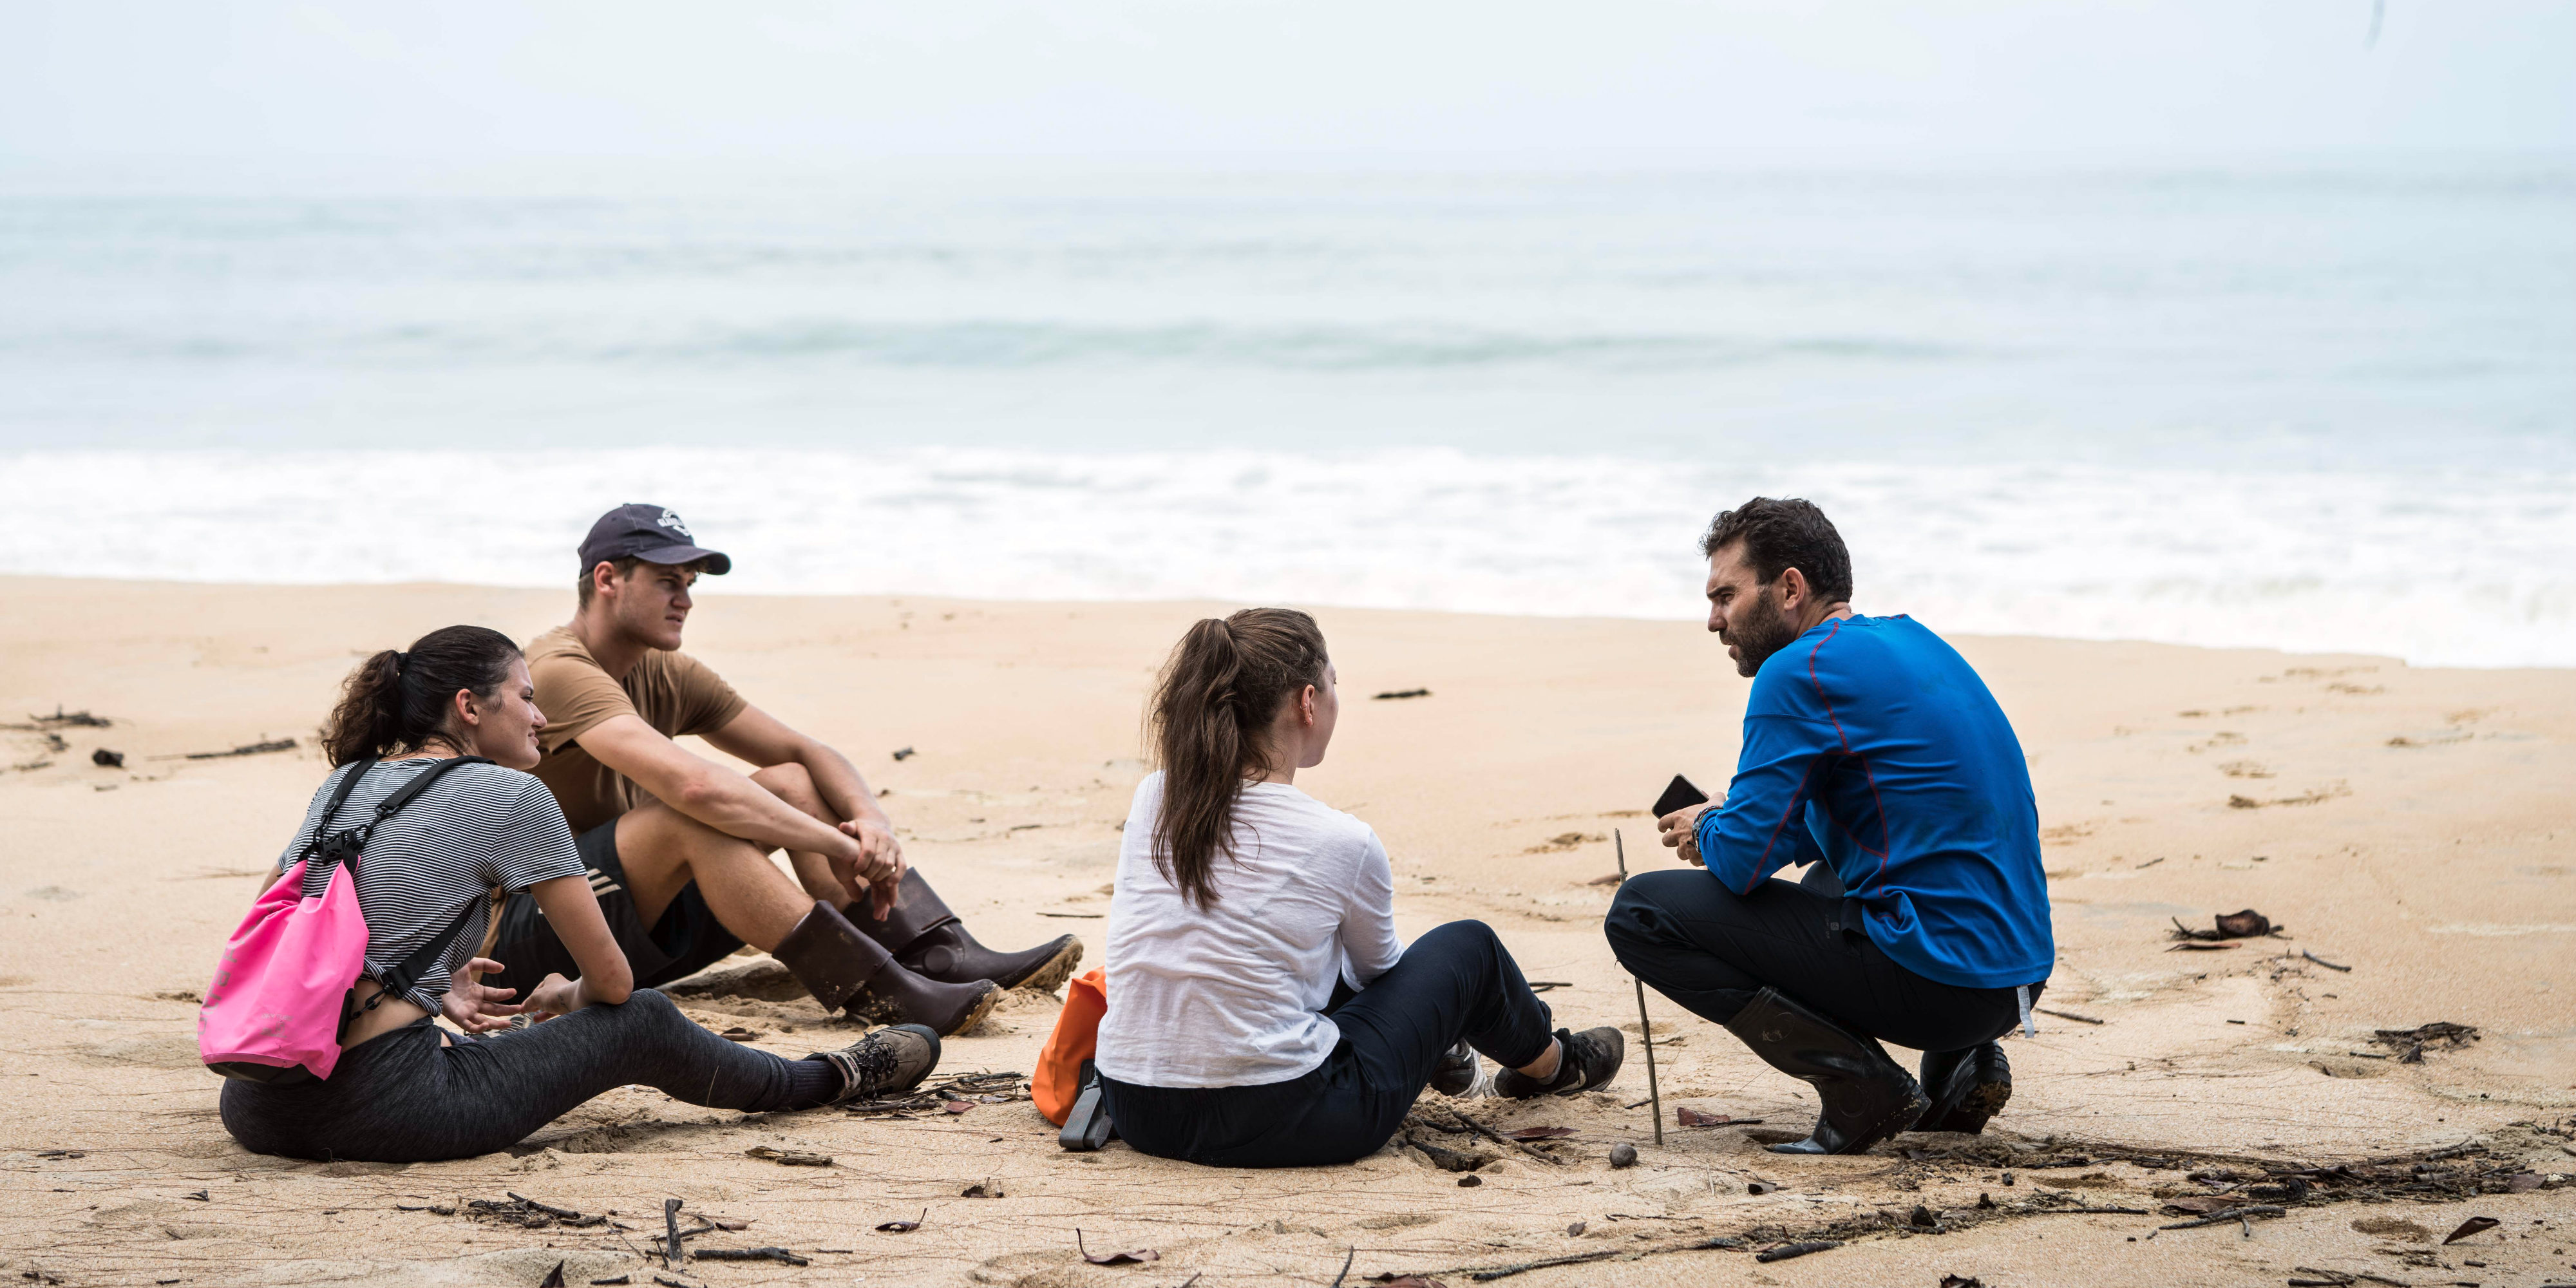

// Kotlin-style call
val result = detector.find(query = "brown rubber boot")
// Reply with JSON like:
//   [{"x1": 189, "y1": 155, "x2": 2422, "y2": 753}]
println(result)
[
  {"x1": 772, "y1": 902, "x2": 1000, "y2": 1036},
  {"x1": 849, "y1": 869, "x2": 1084, "y2": 994}
]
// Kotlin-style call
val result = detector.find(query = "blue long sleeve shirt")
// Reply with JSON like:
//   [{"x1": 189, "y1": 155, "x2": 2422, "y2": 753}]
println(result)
[{"x1": 1693, "y1": 614, "x2": 2053, "y2": 990}]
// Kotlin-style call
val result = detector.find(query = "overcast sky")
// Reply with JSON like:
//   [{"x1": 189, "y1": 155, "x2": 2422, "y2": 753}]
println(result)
[{"x1": 3, "y1": 1, "x2": 2570, "y2": 162}]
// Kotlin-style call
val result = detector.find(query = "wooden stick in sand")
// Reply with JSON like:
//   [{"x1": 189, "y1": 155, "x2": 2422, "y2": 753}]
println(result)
[{"x1": 1615, "y1": 829, "x2": 1663, "y2": 1147}]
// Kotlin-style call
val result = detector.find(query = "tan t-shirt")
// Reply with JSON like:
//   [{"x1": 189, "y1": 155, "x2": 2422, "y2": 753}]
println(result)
[{"x1": 526, "y1": 625, "x2": 750, "y2": 835}]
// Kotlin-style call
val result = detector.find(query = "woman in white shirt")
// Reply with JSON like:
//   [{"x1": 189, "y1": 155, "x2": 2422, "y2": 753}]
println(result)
[{"x1": 1096, "y1": 609, "x2": 1624, "y2": 1168}]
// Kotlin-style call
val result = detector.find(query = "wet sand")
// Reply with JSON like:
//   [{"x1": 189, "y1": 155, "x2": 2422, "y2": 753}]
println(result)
[{"x1": 1, "y1": 576, "x2": 2569, "y2": 1286}]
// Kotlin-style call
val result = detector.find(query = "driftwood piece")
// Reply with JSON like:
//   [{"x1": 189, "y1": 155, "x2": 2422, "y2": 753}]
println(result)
[
  {"x1": 1436, "y1": 1106, "x2": 1566, "y2": 1166},
  {"x1": 694, "y1": 1247, "x2": 809, "y2": 1265},
  {"x1": 2159, "y1": 1204, "x2": 2285, "y2": 1229}
]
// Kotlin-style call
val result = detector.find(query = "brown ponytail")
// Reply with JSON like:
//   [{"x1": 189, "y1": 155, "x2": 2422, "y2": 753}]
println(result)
[
  {"x1": 319, "y1": 625, "x2": 523, "y2": 766},
  {"x1": 1146, "y1": 607, "x2": 1329, "y2": 909}
]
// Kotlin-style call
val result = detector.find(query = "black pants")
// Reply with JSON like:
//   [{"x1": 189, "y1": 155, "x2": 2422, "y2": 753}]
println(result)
[
  {"x1": 1605, "y1": 866, "x2": 2039, "y2": 1054},
  {"x1": 485, "y1": 819, "x2": 746, "y2": 1002},
  {"x1": 1099, "y1": 920, "x2": 1555, "y2": 1169},
  {"x1": 218, "y1": 990, "x2": 829, "y2": 1162}
]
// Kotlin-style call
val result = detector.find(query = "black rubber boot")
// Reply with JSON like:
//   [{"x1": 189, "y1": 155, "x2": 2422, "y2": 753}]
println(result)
[
  {"x1": 1723, "y1": 987, "x2": 1927, "y2": 1156},
  {"x1": 851, "y1": 869, "x2": 1084, "y2": 993},
  {"x1": 773, "y1": 902, "x2": 1001, "y2": 1036},
  {"x1": 1493, "y1": 1027, "x2": 1625, "y2": 1099},
  {"x1": 1916, "y1": 1041, "x2": 2011, "y2": 1134}
]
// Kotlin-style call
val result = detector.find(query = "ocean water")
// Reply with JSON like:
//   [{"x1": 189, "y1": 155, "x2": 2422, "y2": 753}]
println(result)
[{"x1": 2, "y1": 158, "x2": 2570, "y2": 666}]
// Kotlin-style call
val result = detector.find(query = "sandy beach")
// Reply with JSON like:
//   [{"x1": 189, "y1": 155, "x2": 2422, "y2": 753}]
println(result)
[{"x1": 2, "y1": 574, "x2": 2569, "y2": 1287}]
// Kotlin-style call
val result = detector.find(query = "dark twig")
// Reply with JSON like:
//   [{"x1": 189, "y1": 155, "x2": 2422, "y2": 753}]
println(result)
[
  {"x1": 694, "y1": 1247, "x2": 809, "y2": 1265},
  {"x1": 1754, "y1": 1240, "x2": 1841, "y2": 1264},
  {"x1": 10, "y1": 706, "x2": 110, "y2": 729},
  {"x1": 149, "y1": 737, "x2": 298, "y2": 761},
  {"x1": 1329, "y1": 1245, "x2": 1354, "y2": 1288},
  {"x1": 2159, "y1": 1204, "x2": 2284, "y2": 1229},
  {"x1": 2034, "y1": 1008, "x2": 2103, "y2": 1025},
  {"x1": 1616, "y1": 829, "x2": 1662, "y2": 1146},
  {"x1": 2300, "y1": 949, "x2": 2353, "y2": 972},
  {"x1": 1441, "y1": 1105, "x2": 1564, "y2": 1166},
  {"x1": 507, "y1": 1192, "x2": 581, "y2": 1220},
  {"x1": 1466, "y1": 1249, "x2": 1622, "y2": 1282},
  {"x1": 663, "y1": 1198, "x2": 683, "y2": 1268},
  {"x1": 1463, "y1": 1235, "x2": 1744, "y2": 1282}
]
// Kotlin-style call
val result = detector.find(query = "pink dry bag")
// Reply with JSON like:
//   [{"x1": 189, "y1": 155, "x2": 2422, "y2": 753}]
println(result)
[{"x1": 200, "y1": 757, "x2": 493, "y2": 1084}]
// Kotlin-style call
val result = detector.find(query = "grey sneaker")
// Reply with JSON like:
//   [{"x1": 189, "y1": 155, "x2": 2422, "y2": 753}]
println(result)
[
  {"x1": 1493, "y1": 1027, "x2": 1625, "y2": 1099},
  {"x1": 814, "y1": 1023, "x2": 940, "y2": 1103},
  {"x1": 1430, "y1": 1039, "x2": 1479, "y2": 1097}
]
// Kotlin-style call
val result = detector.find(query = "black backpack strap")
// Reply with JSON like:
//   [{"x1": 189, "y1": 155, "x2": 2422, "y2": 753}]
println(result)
[
  {"x1": 375, "y1": 894, "x2": 491, "y2": 1005},
  {"x1": 346, "y1": 755, "x2": 500, "y2": 1006},
  {"x1": 296, "y1": 761, "x2": 376, "y2": 865},
  {"x1": 366, "y1": 754, "x2": 494, "y2": 824}
]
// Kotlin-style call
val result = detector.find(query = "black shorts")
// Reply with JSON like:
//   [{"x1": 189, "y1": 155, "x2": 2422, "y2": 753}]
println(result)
[{"x1": 485, "y1": 819, "x2": 746, "y2": 1000}]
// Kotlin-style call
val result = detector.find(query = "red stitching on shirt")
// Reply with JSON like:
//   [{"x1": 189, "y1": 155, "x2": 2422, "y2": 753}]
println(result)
[
  {"x1": 1807, "y1": 619, "x2": 1850, "y2": 750},
  {"x1": 1745, "y1": 757, "x2": 1821, "y2": 895}
]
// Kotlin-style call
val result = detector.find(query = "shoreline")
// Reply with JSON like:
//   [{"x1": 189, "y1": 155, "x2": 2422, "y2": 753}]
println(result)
[
  {"x1": 5, "y1": 569, "x2": 2558, "y2": 676},
  {"x1": 4, "y1": 439, "x2": 2571, "y2": 672}
]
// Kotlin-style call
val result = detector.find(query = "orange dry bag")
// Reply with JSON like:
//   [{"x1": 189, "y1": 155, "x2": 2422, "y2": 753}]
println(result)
[{"x1": 1033, "y1": 968, "x2": 1107, "y2": 1126}]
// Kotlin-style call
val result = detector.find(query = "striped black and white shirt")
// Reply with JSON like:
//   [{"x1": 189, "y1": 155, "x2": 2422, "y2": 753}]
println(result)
[{"x1": 275, "y1": 757, "x2": 585, "y2": 1010}]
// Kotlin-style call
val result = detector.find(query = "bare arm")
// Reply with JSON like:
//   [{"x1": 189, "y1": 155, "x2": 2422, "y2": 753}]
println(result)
[
  {"x1": 704, "y1": 705, "x2": 905, "y2": 914},
  {"x1": 518, "y1": 873, "x2": 634, "y2": 1016},
  {"x1": 703, "y1": 705, "x2": 891, "y2": 833},
  {"x1": 576, "y1": 710, "x2": 902, "y2": 911},
  {"x1": 578, "y1": 712, "x2": 866, "y2": 860}
]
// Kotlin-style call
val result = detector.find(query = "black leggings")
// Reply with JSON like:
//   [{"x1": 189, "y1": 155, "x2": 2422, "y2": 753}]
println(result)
[
  {"x1": 1604, "y1": 867, "x2": 2038, "y2": 1054},
  {"x1": 219, "y1": 990, "x2": 835, "y2": 1162},
  {"x1": 1099, "y1": 920, "x2": 1555, "y2": 1169}
]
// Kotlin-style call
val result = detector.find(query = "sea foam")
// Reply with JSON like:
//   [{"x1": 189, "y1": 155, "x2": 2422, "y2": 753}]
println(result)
[{"x1": 6, "y1": 448, "x2": 2566, "y2": 669}]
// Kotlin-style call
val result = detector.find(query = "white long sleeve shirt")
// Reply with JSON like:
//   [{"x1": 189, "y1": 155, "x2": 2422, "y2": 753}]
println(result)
[{"x1": 1095, "y1": 773, "x2": 1404, "y2": 1088}]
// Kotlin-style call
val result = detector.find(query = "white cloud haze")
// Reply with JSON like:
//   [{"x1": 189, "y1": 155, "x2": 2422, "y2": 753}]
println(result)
[{"x1": 2, "y1": 1, "x2": 2570, "y2": 162}]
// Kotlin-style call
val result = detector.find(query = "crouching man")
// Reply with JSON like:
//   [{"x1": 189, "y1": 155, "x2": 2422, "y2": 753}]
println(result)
[
  {"x1": 486, "y1": 504, "x2": 1081, "y2": 1036},
  {"x1": 1607, "y1": 497, "x2": 2052, "y2": 1155}
]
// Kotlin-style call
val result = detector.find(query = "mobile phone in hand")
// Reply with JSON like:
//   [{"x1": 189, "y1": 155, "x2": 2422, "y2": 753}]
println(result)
[{"x1": 1652, "y1": 774, "x2": 1709, "y2": 819}]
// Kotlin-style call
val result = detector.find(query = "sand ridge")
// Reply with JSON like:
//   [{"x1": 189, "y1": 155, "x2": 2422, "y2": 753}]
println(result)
[{"x1": 2, "y1": 577, "x2": 2570, "y2": 1286}]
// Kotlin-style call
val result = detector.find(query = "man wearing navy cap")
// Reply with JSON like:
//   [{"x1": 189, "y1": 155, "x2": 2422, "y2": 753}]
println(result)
[{"x1": 483, "y1": 504, "x2": 1079, "y2": 1036}]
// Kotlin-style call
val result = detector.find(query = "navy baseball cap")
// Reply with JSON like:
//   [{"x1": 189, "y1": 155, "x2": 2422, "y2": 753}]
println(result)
[{"x1": 578, "y1": 504, "x2": 732, "y2": 576}]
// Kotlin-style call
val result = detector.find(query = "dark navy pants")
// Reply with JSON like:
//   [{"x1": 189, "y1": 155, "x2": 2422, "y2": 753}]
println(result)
[
  {"x1": 1604, "y1": 865, "x2": 2040, "y2": 1054},
  {"x1": 1099, "y1": 920, "x2": 1555, "y2": 1168}
]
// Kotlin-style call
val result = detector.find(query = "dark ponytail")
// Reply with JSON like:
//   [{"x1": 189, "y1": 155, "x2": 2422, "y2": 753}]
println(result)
[
  {"x1": 1146, "y1": 607, "x2": 1329, "y2": 909},
  {"x1": 320, "y1": 625, "x2": 524, "y2": 766}
]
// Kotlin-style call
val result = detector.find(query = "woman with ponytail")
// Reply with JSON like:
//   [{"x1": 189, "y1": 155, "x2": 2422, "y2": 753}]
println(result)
[
  {"x1": 1095, "y1": 609, "x2": 1625, "y2": 1168},
  {"x1": 219, "y1": 625, "x2": 941, "y2": 1162}
]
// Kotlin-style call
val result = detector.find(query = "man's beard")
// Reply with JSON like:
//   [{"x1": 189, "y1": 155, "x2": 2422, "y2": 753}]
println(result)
[{"x1": 1723, "y1": 585, "x2": 1798, "y2": 677}]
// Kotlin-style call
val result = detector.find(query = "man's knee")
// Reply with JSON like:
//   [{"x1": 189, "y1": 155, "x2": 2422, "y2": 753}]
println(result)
[
  {"x1": 620, "y1": 802, "x2": 770, "y2": 874},
  {"x1": 1605, "y1": 869, "x2": 1725, "y2": 954},
  {"x1": 749, "y1": 762, "x2": 824, "y2": 814}
]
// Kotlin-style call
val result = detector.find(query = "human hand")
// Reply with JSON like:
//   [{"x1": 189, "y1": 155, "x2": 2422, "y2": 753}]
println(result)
[
  {"x1": 522, "y1": 972, "x2": 583, "y2": 1021},
  {"x1": 440, "y1": 957, "x2": 525, "y2": 1034},
  {"x1": 1658, "y1": 804, "x2": 1714, "y2": 867},
  {"x1": 840, "y1": 816, "x2": 906, "y2": 920}
]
